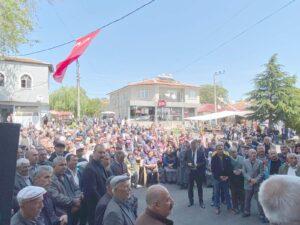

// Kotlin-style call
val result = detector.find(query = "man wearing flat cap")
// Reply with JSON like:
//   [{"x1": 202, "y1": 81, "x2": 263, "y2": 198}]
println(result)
[
  {"x1": 103, "y1": 175, "x2": 136, "y2": 225},
  {"x1": 11, "y1": 186, "x2": 46, "y2": 225},
  {"x1": 49, "y1": 136, "x2": 68, "y2": 162}
]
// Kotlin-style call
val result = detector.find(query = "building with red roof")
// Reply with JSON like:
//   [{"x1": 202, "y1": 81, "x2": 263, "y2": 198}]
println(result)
[{"x1": 108, "y1": 74, "x2": 200, "y2": 122}]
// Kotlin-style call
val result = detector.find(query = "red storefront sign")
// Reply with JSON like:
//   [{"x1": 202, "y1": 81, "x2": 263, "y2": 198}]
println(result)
[{"x1": 158, "y1": 100, "x2": 166, "y2": 107}]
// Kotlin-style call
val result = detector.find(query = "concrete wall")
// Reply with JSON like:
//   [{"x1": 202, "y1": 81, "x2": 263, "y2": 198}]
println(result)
[
  {"x1": 184, "y1": 87, "x2": 200, "y2": 104},
  {"x1": 109, "y1": 84, "x2": 201, "y2": 119},
  {"x1": 130, "y1": 85, "x2": 156, "y2": 101},
  {"x1": 0, "y1": 61, "x2": 49, "y2": 104},
  {"x1": 109, "y1": 88, "x2": 130, "y2": 118}
]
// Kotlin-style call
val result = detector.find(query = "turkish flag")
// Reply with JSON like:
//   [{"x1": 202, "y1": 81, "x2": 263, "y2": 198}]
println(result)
[{"x1": 53, "y1": 29, "x2": 100, "y2": 82}]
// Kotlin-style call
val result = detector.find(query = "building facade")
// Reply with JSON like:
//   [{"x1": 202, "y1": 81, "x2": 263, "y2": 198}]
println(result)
[
  {"x1": 0, "y1": 57, "x2": 53, "y2": 127},
  {"x1": 108, "y1": 75, "x2": 200, "y2": 122}
]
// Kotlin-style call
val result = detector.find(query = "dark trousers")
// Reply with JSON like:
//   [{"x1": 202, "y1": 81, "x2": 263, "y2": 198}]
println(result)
[
  {"x1": 146, "y1": 170, "x2": 158, "y2": 186},
  {"x1": 230, "y1": 182, "x2": 244, "y2": 212},
  {"x1": 244, "y1": 188, "x2": 264, "y2": 216},
  {"x1": 188, "y1": 170, "x2": 203, "y2": 204},
  {"x1": 86, "y1": 201, "x2": 97, "y2": 225},
  {"x1": 67, "y1": 209, "x2": 81, "y2": 225},
  {"x1": 79, "y1": 198, "x2": 88, "y2": 225}
]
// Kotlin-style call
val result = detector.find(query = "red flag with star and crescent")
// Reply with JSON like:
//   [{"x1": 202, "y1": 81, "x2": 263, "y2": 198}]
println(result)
[{"x1": 53, "y1": 29, "x2": 100, "y2": 83}]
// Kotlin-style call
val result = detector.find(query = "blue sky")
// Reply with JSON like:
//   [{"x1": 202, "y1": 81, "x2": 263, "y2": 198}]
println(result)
[{"x1": 18, "y1": 0, "x2": 300, "y2": 101}]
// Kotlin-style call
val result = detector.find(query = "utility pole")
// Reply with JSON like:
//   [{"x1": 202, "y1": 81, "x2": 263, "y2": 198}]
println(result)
[
  {"x1": 213, "y1": 70, "x2": 225, "y2": 124},
  {"x1": 76, "y1": 59, "x2": 80, "y2": 121},
  {"x1": 214, "y1": 73, "x2": 217, "y2": 114}
]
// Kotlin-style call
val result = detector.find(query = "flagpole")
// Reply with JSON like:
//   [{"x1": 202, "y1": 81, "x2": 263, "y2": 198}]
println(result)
[{"x1": 76, "y1": 59, "x2": 81, "y2": 121}]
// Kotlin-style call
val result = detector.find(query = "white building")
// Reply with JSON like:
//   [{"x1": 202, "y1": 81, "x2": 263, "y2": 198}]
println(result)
[
  {"x1": 0, "y1": 57, "x2": 53, "y2": 127},
  {"x1": 108, "y1": 74, "x2": 200, "y2": 123}
]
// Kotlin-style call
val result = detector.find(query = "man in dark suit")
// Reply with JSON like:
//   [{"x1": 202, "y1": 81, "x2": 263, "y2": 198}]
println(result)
[
  {"x1": 186, "y1": 139, "x2": 206, "y2": 208},
  {"x1": 81, "y1": 144, "x2": 108, "y2": 225}
]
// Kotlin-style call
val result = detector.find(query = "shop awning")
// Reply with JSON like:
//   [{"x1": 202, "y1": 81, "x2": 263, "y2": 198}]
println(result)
[{"x1": 184, "y1": 110, "x2": 252, "y2": 121}]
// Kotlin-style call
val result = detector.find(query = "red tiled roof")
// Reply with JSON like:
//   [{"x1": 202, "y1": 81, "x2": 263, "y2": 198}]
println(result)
[
  {"x1": 128, "y1": 77, "x2": 198, "y2": 88},
  {"x1": 50, "y1": 110, "x2": 73, "y2": 116},
  {"x1": 223, "y1": 101, "x2": 250, "y2": 111},
  {"x1": 198, "y1": 101, "x2": 250, "y2": 113},
  {"x1": 198, "y1": 103, "x2": 215, "y2": 113},
  {"x1": 2, "y1": 56, "x2": 54, "y2": 72},
  {"x1": 108, "y1": 77, "x2": 199, "y2": 95}
]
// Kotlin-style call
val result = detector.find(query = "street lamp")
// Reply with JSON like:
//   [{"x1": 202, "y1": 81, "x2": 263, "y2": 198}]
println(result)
[{"x1": 213, "y1": 70, "x2": 225, "y2": 124}]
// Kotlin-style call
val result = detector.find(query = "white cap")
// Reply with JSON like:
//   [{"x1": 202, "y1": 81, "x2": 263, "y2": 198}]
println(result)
[
  {"x1": 110, "y1": 175, "x2": 130, "y2": 188},
  {"x1": 17, "y1": 186, "x2": 46, "y2": 204}
]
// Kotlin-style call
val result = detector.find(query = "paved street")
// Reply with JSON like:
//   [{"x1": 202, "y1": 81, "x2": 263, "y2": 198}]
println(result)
[{"x1": 134, "y1": 184, "x2": 260, "y2": 225}]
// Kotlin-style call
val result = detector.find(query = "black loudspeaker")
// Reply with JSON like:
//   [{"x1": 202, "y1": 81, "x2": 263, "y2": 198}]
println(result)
[{"x1": 0, "y1": 123, "x2": 20, "y2": 225}]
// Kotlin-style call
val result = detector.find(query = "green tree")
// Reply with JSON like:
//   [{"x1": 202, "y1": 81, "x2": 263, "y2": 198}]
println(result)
[
  {"x1": 285, "y1": 88, "x2": 300, "y2": 134},
  {"x1": 0, "y1": 0, "x2": 36, "y2": 55},
  {"x1": 85, "y1": 98, "x2": 101, "y2": 117},
  {"x1": 199, "y1": 84, "x2": 228, "y2": 104},
  {"x1": 247, "y1": 54, "x2": 297, "y2": 128},
  {"x1": 50, "y1": 86, "x2": 107, "y2": 117},
  {"x1": 50, "y1": 87, "x2": 89, "y2": 116}
]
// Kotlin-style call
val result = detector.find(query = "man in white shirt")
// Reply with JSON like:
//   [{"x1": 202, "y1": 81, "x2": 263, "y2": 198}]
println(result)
[{"x1": 279, "y1": 153, "x2": 300, "y2": 177}]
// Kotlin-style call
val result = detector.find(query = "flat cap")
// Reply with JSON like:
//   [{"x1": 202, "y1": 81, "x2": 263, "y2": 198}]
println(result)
[
  {"x1": 110, "y1": 175, "x2": 130, "y2": 188},
  {"x1": 17, "y1": 186, "x2": 46, "y2": 204}
]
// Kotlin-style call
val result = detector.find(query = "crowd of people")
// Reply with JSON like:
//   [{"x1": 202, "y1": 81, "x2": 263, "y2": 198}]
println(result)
[{"x1": 10, "y1": 117, "x2": 300, "y2": 225}]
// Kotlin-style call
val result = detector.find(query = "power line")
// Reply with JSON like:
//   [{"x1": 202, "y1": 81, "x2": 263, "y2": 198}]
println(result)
[
  {"x1": 174, "y1": 0, "x2": 296, "y2": 74},
  {"x1": 48, "y1": 3, "x2": 133, "y2": 95},
  {"x1": 197, "y1": 0, "x2": 256, "y2": 46},
  {"x1": 19, "y1": 0, "x2": 156, "y2": 57}
]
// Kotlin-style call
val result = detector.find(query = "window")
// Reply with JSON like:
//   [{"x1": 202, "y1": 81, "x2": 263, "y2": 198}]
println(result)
[
  {"x1": 159, "y1": 88, "x2": 183, "y2": 102},
  {"x1": 184, "y1": 108, "x2": 195, "y2": 117},
  {"x1": 21, "y1": 75, "x2": 32, "y2": 88},
  {"x1": 0, "y1": 73, "x2": 4, "y2": 87},
  {"x1": 187, "y1": 90, "x2": 197, "y2": 99},
  {"x1": 130, "y1": 106, "x2": 155, "y2": 121},
  {"x1": 139, "y1": 89, "x2": 149, "y2": 99},
  {"x1": 157, "y1": 107, "x2": 182, "y2": 121}
]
